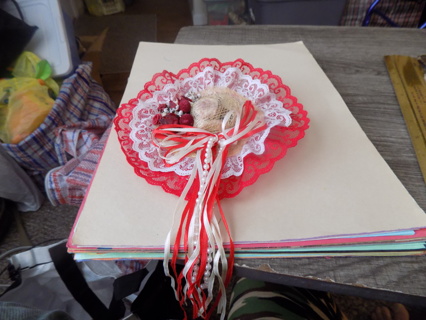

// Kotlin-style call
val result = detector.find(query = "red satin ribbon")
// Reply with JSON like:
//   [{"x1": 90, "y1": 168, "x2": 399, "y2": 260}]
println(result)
[{"x1": 153, "y1": 101, "x2": 266, "y2": 319}]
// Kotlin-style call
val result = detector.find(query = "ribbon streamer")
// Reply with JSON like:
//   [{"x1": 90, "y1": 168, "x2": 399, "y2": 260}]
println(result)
[{"x1": 152, "y1": 101, "x2": 266, "y2": 319}]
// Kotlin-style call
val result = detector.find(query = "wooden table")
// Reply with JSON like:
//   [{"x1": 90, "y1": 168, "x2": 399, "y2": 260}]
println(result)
[{"x1": 175, "y1": 25, "x2": 426, "y2": 307}]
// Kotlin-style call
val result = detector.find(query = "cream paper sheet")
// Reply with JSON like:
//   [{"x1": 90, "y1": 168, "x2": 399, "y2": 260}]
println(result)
[{"x1": 68, "y1": 41, "x2": 426, "y2": 250}]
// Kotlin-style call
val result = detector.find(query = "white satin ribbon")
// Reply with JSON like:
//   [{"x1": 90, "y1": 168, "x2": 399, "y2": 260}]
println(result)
[{"x1": 157, "y1": 102, "x2": 265, "y2": 319}]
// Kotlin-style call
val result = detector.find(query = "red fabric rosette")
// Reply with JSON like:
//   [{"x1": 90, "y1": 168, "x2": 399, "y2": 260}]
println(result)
[{"x1": 114, "y1": 58, "x2": 309, "y2": 199}]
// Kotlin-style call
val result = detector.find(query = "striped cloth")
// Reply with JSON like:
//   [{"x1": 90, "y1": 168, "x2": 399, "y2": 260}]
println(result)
[
  {"x1": 341, "y1": 0, "x2": 425, "y2": 27},
  {"x1": 45, "y1": 125, "x2": 112, "y2": 206},
  {"x1": 1, "y1": 62, "x2": 116, "y2": 206}
]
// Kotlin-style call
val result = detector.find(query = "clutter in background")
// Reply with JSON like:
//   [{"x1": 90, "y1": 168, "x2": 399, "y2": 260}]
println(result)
[
  {"x1": 0, "y1": 241, "x2": 185, "y2": 320},
  {"x1": 341, "y1": 0, "x2": 426, "y2": 27},
  {"x1": 0, "y1": 1, "x2": 115, "y2": 208},
  {"x1": 83, "y1": 0, "x2": 125, "y2": 16},
  {"x1": 1, "y1": 58, "x2": 115, "y2": 208},
  {"x1": 205, "y1": 0, "x2": 251, "y2": 25},
  {"x1": 1, "y1": 0, "x2": 80, "y2": 78},
  {"x1": 195, "y1": 0, "x2": 426, "y2": 27},
  {"x1": 247, "y1": 0, "x2": 347, "y2": 25},
  {"x1": 2, "y1": 62, "x2": 116, "y2": 194},
  {"x1": 0, "y1": 241, "x2": 151, "y2": 320}
]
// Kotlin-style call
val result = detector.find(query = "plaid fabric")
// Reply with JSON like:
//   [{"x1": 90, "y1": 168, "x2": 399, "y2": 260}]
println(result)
[
  {"x1": 1, "y1": 63, "x2": 116, "y2": 200},
  {"x1": 340, "y1": 0, "x2": 372, "y2": 26},
  {"x1": 45, "y1": 125, "x2": 112, "y2": 206},
  {"x1": 341, "y1": 0, "x2": 425, "y2": 27}
]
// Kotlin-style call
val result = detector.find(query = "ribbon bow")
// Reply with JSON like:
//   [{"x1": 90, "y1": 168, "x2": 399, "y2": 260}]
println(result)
[{"x1": 152, "y1": 100, "x2": 266, "y2": 319}]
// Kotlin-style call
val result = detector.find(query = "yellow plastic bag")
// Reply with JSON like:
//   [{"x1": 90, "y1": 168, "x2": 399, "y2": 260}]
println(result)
[
  {"x1": 0, "y1": 52, "x2": 58, "y2": 144},
  {"x1": 12, "y1": 51, "x2": 60, "y2": 96},
  {"x1": 0, "y1": 80, "x2": 55, "y2": 144}
]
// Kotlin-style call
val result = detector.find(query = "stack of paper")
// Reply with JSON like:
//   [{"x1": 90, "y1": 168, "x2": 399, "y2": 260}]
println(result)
[{"x1": 67, "y1": 42, "x2": 426, "y2": 260}]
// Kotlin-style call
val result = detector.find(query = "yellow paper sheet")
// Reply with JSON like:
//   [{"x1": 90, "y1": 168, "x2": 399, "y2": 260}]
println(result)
[{"x1": 68, "y1": 42, "x2": 426, "y2": 251}]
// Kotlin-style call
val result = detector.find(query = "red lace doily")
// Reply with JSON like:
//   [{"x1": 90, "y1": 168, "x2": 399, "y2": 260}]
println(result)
[{"x1": 114, "y1": 58, "x2": 309, "y2": 199}]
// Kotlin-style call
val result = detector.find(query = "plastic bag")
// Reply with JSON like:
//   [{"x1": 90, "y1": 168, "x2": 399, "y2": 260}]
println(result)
[
  {"x1": 0, "y1": 52, "x2": 59, "y2": 144},
  {"x1": 0, "y1": 79, "x2": 55, "y2": 144},
  {"x1": 1, "y1": 62, "x2": 116, "y2": 190},
  {"x1": 12, "y1": 51, "x2": 59, "y2": 96},
  {"x1": 0, "y1": 242, "x2": 128, "y2": 320}
]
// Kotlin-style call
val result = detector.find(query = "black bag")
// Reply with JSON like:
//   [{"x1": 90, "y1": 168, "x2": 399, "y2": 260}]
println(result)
[
  {"x1": 0, "y1": 2, "x2": 38, "y2": 76},
  {"x1": 0, "y1": 198, "x2": 13, "y2": 242}
]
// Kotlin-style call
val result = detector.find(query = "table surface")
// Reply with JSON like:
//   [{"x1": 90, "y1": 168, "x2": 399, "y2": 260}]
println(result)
[{"x1": 175, "y1": 25, "x2": 426, "y2": 306}]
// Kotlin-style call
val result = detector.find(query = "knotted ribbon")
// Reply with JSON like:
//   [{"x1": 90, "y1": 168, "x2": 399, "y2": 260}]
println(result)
[{"x1": 152, "y1": 100, "x2": 267, "y2": 319}]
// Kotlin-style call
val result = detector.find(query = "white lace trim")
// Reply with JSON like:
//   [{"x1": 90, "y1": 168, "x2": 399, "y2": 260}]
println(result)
[{"x1": 128, "y1": 66, "x2": 292, "y2": 178}]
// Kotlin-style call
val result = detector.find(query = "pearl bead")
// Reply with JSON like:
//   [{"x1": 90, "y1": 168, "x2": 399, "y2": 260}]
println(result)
[
  {"x1": 191, "y1": 276, "x2": 196, "y2": 282},
  {"x1": 203, "y1": 276, "x2": 209, "y2": 282},
  {"x1": 203, "y1": 164, "x2": 209, "y2": 170},
  {"x1": 207, "y1": 256, "x2": 213, "y2": 263},
  {"x1": 207, "y1": 248, "x2": 213, "y2": 254},
  {"x1": 193, "y1": 265, "x2": 199, "y2": 271},
  {"x1": 204, "y1": 270, "x2": 210, "y2": 277},
  {"x1": 205, "y1": 264, "x2": 212, "y2": 271}
]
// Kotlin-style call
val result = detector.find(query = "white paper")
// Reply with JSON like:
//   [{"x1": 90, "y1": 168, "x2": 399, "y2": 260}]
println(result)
[{"x1": 68, "y1": 42, "x2": 426, "y2": 251}]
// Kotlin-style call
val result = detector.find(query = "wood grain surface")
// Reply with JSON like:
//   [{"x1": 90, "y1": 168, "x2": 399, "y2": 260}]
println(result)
[{"x1": 175, "y1": 25, "x2": 426, "y2": 305}]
